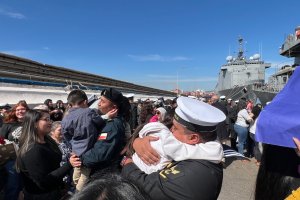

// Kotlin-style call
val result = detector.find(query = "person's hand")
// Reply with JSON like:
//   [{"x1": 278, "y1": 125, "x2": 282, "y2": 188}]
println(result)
[
  {"x1": 107, "y1": 108, "x2": 118, "y2": 119},
  {"x1": 123, "y1": 157, "x2": 133, "y2": 166},
  {"x1": 133, "y1": 136, "x2": 160, "y2": 165},
  {"x1": 249, "y1": 113, "x2": 254, "y2": 118},
  {"x1": 120, "y1": 156, "x2": 133, "y2": 167},
  {"x1": 293, "y1": 137, "x2": 300, "y2": 157},
  {"x1": 69, "y1": 154, "x2": 82, "y2": 167}
]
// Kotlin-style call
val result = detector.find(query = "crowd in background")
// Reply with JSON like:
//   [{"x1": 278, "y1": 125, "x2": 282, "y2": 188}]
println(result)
[{"x1": 0, "y1": 88, "x2": 299, "y2": 200}]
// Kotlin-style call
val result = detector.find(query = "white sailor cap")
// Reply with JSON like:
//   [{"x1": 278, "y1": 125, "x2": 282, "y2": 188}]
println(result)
[
  {"x1": 227, "y1": 98, "x2": 232, "y2": 101},
  {"x1": 220, "y1": 95, "x2": 226, "y2": 100},
  {"x1": 125, "y1": 93, "x2": 135, "y2": 99},
  {"x1": 174, "y1": 97, "x2": 226, "y2": 133}
]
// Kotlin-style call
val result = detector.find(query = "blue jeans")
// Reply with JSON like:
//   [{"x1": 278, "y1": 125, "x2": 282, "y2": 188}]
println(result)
[
  {"x1": 234, "y1": 124, "x2": 248, "y2": 155},
  {"x1": 4, "y1": 160, "x2": 22, "y2": 200}
]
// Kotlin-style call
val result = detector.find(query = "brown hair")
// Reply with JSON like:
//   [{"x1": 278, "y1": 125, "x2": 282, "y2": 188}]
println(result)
[
  {"x1": 139, "y1": 103, "x2": 154, "y2": 124},
  {"x1": 123, "y1": 124, "x2": 146, "y2": 157},
  {"x1": 4, "y1": 100, "x2": 29, "y2": 123}
]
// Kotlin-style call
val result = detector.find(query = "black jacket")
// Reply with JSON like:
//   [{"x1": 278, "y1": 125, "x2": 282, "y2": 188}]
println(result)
[
  {"x1": 212, "y1": 102, "x2": 229, "y2": 140},
  {"x1": 122, "y1": 159, "x2": 223, "y2": 200},
  {"x1": 81, "y1": 116, "x2": 126, "y2": 171},
  {"x1": 21, "y1": 141, "x2": 72, "y2": 195}
]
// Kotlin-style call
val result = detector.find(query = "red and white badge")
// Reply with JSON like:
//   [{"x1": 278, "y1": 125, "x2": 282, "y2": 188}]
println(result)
[{"x1": 98, "y1": 133, "x2": 108, "y2": 140}]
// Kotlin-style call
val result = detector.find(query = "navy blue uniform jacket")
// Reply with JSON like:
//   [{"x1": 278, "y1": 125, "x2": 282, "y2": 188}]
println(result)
[
  {"x1": 81, "y1": 116, "x2": 126, "y2": 169},
  {"x1": 122, "y1": 159, "x2": 223, "y2": 200}
]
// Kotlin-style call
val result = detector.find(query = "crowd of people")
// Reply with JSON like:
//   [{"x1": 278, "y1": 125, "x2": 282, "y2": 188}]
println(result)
[{"x1": 0, "y1": 82, "x2": 299, "y2": 200}]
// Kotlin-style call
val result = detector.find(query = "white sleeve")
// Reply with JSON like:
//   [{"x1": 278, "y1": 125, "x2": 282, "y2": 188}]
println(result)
[
  {"x1": 132, "y1": 138, "x2": 172, "y2": 174},
  {"x1": 241, "y1": 109, "x2": 251, "y2": 121},
  {"x1": 162, "y1": 134, "x2": 224, "y2": 163}
]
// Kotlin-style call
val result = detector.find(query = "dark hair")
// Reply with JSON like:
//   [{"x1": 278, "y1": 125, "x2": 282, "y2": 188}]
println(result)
[
  {"x1": 255, "y1": 144, "x2": 300, "y2": 200},
  {"x1": 56, "y1": 100, "x2": 63, "y2": 104},
  {"x1": 120, "y1": 96, "x2": 131, "y2": 122},
  {"x1": 67, "y1": 89, "x2": 88, "y2": 106},
  {"x1": 44, "y1": 99, "x2": 54, "y2": 111},
  {"x1": 251, "y1": 104, "x2": 262, "y2": 120},
  {"x1": 44, "y1": 99, "x2": 52, "y2": 106},
  {"x1": 172, "y1": 97, "x2": 178, "y2": 105},
  {"x1": 124, "y1": 124, "x2": 146, "y2": 157},
  {"x1": 139, "y1": 103, "x2": 154, "y2": 124},
  {"x1": 162, "y1": 110, "x2": 174, "y2": 129},
  {"x1": 197, "y1": 131, "x2": 217, "y2": 142},
  {"x1": 70, "y1": 173, "x2": 150, "y2": 200},
  {"x1": 237, "y1": 100, "x2": 247, "y2": 112},
  {"x1": 56, "y1": 100, "x2": 65, "y2": 109},
  {"x1": 52, "y1": 112, "x2": 64, "y2": 122}
]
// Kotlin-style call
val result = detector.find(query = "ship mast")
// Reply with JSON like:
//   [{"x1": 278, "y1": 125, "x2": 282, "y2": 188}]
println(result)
[{"x1": 237, "y1": 36, "x2": 245, "y2": 60}]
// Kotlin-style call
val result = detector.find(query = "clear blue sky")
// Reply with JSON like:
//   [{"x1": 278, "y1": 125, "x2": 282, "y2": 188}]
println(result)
[{"x1": 0, "y1": 0, "x2": 299, "y2": 91}]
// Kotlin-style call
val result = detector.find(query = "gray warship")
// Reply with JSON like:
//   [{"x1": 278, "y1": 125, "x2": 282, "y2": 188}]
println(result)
[
  {"x1": 215, "y1": 27, "x2": 300, "y2": 105},
  {"x1": 215, "y1": 37, "x2": 271, "y2": 104}
]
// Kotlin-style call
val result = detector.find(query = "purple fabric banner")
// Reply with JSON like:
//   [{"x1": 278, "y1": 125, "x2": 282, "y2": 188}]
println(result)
[{"x1": 256, "y1": 66, "x2": 300, "y2": 148}]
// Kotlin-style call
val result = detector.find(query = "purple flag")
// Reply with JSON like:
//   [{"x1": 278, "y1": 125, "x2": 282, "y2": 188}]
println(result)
[{"x1": 256, "y1": 66, "x2": 300, "y2": 148}]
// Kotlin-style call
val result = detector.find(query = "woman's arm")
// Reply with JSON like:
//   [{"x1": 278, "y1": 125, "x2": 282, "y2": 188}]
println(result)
[{"x1": 241, "y1": 109, "x2": 253, "y2": 124}]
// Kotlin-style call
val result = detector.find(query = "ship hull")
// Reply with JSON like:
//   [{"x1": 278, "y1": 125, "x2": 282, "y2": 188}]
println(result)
[
  {"x1": 252, "y1": 90, "x2": 277, "y2": 106},
  {"x1": 217, "y1": 85, "x2": 251, "y2": 101},
  {"x1": 217, "y1": 85, "x2": 277, "y2": 106}
]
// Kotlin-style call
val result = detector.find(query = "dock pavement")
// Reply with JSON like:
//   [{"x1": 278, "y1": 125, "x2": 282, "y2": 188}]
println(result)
[{"x1": 218, "y1": 157, "x2": 259, "y2": 200}]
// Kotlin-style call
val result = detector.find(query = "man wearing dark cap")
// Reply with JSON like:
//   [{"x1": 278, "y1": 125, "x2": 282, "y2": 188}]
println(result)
[
  {"x1": 122, "y1": 96, "x2": 226, "y2": 200},
  {"x1": 80, "y1": 88, "x2": 129, "y2": 179}
]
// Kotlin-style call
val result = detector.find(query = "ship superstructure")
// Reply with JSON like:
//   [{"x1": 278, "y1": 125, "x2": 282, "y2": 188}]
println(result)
[
  {"x1": 280, "y1": 26, "x2": 300, "y2": 65},
  {"x1": 215, "y1": 37, "x2": 271, "y2": 101},
  {"x1": 253, "y1": 26, "x2": 300, "y2": 104},
  {"x1": 215, "y1": 27, "x2": 300, "y2": 106}
]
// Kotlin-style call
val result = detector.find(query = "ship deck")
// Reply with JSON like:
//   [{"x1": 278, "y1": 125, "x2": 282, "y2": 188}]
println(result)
[{"x1": 280, "y1": 38, "x2": 300, "y2": 58}]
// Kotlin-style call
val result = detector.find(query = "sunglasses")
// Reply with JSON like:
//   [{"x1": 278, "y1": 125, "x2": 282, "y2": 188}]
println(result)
[{"x1": 155, "y1": 111, "x2": 161, "y2": 115}]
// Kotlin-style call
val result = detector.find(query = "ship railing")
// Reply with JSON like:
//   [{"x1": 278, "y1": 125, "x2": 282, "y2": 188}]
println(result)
[
  {"x1": 280, "y1": 32, "x2": 300, "y2": 54},
  {"x1": 252, "y1": 83, "x2": 280, "y2": 93}
]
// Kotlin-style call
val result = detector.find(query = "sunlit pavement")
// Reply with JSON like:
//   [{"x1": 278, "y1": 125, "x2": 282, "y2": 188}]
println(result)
[{"x1": 218, "y1": 157, "x2": 259, "y2": 200}]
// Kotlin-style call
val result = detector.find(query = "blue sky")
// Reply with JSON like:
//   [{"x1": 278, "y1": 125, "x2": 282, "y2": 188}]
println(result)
[{"x1": 0, "y1": 0, "x2": 299, "y2": 91}]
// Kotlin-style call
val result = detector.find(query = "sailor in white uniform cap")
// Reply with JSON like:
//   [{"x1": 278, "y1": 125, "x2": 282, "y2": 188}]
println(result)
[
  {"x1": 131, "y1": 120, "x2": 224, "y2": 174},
  {"x1": 174, "y1": 97, "x2": 226, "y2": 135},
  {"x1": 122, "y1": 96, "x2": 226, "y2": 200},
  {"x1": 125, "y1": 93, "x2": 135, "y2": 99},
  {"x1": 220, "y1": 95, "x2": 226, "y2": 100}
]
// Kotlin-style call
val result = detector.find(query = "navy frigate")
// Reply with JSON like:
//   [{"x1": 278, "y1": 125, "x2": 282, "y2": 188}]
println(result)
[
  {"x1": 215, "y1": 27, "x2": 300, "y2": 106},
  {"x1": 215, "y1": 37, "x2": 271, "y2": 104}
]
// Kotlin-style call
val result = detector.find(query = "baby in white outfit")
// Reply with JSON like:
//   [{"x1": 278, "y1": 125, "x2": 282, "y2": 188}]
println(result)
[{"x1": 132, "y1": 122, "x2": 224, "y2": 174}]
